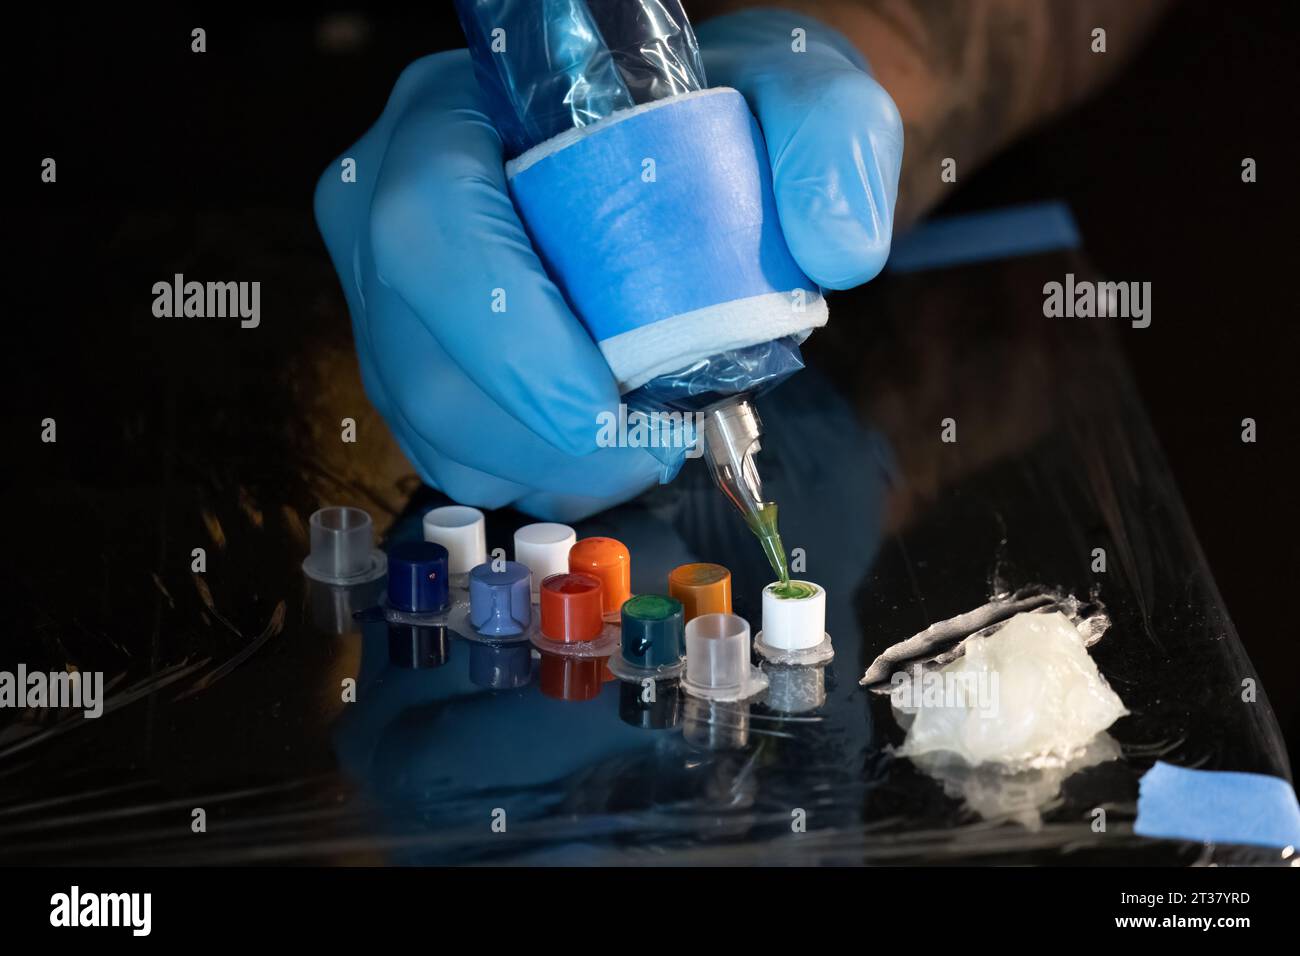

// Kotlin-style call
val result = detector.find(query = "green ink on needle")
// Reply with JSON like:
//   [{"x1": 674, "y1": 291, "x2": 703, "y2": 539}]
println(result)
[
  {"x1": 700, "y1": 399, "x2": 795, "y2": 589},
  {"x1": 745, "y1": 502, "x2": 789, "y2": 586}
]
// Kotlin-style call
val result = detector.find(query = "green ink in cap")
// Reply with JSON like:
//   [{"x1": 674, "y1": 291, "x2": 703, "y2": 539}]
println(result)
[{"x1": 769, "y1": 580, "x2": 816, "y2": 600}]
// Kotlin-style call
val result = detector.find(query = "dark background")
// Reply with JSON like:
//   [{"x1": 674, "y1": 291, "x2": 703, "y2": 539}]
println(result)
[{"x1": 16, "y1": 1, "x2": 1297, "y2": 766}]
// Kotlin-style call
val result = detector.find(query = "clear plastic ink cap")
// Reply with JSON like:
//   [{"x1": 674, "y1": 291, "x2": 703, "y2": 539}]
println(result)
[
  {"x1": 682, "y1": 612, "x2": 767, "y2": 701},
  {"x1": 514, "y1": 522, "x2": 577, "y2": 602},
  {"x1": 302, "y1": 506, "x2": 387, "y2": 585}
]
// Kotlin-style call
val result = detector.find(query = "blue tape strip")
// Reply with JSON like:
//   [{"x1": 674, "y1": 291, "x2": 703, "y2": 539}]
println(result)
[
  {"x1": 509, "y1": 90, "x2": 811, "y2": 342},
  {"x1": 1135, "y1": 761, "x2": 1300, "y2": 850},
  {"x1": 887, "y1": 200, "x2": 1082, "y2": 274}
]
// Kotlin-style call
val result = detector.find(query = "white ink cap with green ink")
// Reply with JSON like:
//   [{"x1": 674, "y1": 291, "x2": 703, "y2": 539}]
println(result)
[{"x1": 755, "y1": 581, "x2": 834, "y2": 665}]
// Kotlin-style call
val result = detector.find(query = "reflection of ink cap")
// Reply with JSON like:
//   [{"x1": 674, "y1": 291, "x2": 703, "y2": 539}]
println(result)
[
  {"x1": 468, "y1": 641, "x2": 532, "y2": 689},
  {"x1": 539, "y1": 651, "x2": 605, "y2": 701}
]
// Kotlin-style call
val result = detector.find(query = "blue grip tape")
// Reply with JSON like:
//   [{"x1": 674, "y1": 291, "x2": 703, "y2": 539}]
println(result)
[
  {"x1": 887, "y1": 200, "x2": 1082, "y2": 274},
  {"x1": 1135, "y1": 761, "x2": 1300, "y2": 850},
  {"x1": 507, "y1": 89, "x2": 812, "y2": 342}
]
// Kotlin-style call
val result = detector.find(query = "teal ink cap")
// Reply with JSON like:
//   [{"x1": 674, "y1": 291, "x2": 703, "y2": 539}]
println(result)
[{"x1": 620, "y1": 594, "x2": 685, "y2": 668}]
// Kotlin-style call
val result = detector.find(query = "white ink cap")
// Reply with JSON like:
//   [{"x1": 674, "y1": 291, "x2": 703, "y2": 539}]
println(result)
[
  {"x1": 302, "y1": 506, "x2": 387, "y2": 585},
  {"x1": 423, "y1": 505, "x2": 487, "y2": 581},
  {"x1": 513, "y1": 522, "x2": 576, "y2": 602},
  {"x1": 760, "y1": 581, "x2": 826, "y2": 650}
]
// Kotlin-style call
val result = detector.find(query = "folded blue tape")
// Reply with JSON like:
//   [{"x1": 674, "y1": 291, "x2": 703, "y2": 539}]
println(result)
[
  {"x1": 887, "y1": 200, "x2": 1082, "y2": 273},
  {"x1": 507, "y1": 88, "x2": 812, "y2": 343},
  {"x1": 1135, "y1": 761, "x2": 1300, "y2": 850}
]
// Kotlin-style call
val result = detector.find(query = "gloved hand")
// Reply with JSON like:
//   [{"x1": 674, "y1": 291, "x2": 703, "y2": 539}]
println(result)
[{"x1": 314, "y1": 9, "x2": 902, "y2": 522}]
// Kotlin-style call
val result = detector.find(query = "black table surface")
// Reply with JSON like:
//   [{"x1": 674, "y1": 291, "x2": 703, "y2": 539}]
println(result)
[{"x1": 2, "y1": 245, "x2": 1291, "y2": 866}]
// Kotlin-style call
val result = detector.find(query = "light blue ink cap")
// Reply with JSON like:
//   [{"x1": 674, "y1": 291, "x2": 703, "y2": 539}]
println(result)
[{"x1": 469, "y1": 560, "x2": 532, "y2": 637}]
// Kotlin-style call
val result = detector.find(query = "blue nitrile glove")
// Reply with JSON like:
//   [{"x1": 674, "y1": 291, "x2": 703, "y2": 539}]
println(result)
[{"x1": 314, "y1": 9, "x2": 902, "y2": 522}]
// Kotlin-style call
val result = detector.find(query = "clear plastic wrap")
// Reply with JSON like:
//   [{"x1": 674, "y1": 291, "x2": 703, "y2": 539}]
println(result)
[
  {"x1": 585, "y1": 0, "x2": 707, "y2": 104},
  {"x1": 625, "y1": 335, "x2": 806, "y2": 412},
  {"x1": 453, "y1": 0, "x2": 705, "y2": 157}
]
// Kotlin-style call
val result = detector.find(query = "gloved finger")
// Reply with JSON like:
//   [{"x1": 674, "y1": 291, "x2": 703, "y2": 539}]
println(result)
[
  {"x1": 315, "y1": 56, "x2": 458, "y2": 432},
  {"x1": 394, "y1": 385, "x2": 660, "y2": 519},
  {"x1": 515, "y1": 486, "x2": 661, "y2": 525},
  {"x1": 388, "y1": 424, "x2": 531, "y2": 512},
  {"x1": 367, "y1": 50, "x2": 620, "y2": 457},
  {"x1": 365, "y1": 286, "x2": 662, "y2": 499},
  {"x1": 314, "y1": 53, "x2": 449, "y2": 283},
  {"x1": 698, "y1": 11, "x2": 903, "y2": 290}
]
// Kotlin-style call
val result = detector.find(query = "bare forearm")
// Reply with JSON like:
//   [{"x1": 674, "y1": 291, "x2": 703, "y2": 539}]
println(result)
[{"x1": 692, "y1": 0, "x2": 1172, "y2": 225}]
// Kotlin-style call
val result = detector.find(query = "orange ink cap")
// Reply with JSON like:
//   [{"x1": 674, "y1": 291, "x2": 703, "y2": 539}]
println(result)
[
  {"x1": 667, "y1": 562, "x2": 732, "y2": 622},
  {"x1": 539, "y1": 572, "x2": 605, "y2": 643},
  {"x1": 568, "y1": 536, "x2": 632, "y2": 620}
]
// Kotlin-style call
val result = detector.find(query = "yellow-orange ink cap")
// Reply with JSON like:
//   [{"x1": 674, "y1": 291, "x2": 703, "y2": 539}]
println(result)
[{"x1": 668, "y1": 562, "x2": 732, "y2": 622}]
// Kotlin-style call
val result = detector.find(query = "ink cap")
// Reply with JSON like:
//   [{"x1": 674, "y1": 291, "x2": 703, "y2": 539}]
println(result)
[
  {"x1": 620, "y1": 594, "x2": 685, "y2": 669},
  {"x1": 755, "y1": 581, "x2": 834, "y2": 665},
  {"x1": 681, "y1": 612, "x2": 768, "y2": 702},
  {"x1": 668, "y1": 562, "x2": 732, "y2": 622},
  {"x1": 468, "y1": 560, "x2": 532, "y2": 637},
  {"x1": 514, "y1": 523, "x2": 577, "y2": 602},
  {"x1": 387, "y1": 540, "x2": 450, "y2": 614},
  {"x1": 539, "y1": 572, "x2": 605, "y2": 643},
  {"x1": 569, "y1": 536, "x2": 632, "y2": 620},
  {"x1": 302, "y1": 506, "x2": 387, "y2": 585},
  {"x1": 423, "y1": 505, "x2": 487, "y2": 583}
]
